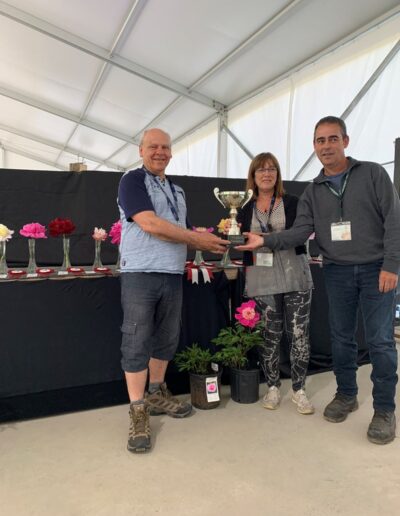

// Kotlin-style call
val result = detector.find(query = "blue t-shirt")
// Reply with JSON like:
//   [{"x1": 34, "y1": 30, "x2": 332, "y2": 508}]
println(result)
[
  {"x1": 118, "y1": 168, "x2": 188, "y2": 274},
  {"x1": 325, "y1": 169, "x2": 348, "y2": 192}
]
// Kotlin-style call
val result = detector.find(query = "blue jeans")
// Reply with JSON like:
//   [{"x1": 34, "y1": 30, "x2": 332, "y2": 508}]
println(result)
[
  {"x1": 323, "y1": 261, "x2": 398, "y2": 412},
  {"x1": 120, "y1": 272, "x2": 183, "y2": 373}
]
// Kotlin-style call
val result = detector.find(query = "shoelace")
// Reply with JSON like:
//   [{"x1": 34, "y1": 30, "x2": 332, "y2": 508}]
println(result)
[{"x1": 131, "y1": 407, "x2": 149, "y2": 435}]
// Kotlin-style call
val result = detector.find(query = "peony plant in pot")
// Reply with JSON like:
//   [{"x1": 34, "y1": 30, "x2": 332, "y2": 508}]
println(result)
[
  {"x1": 212, "y1": 300, "x2": 264, "y2": 404},
  {"x1": 174, "y1": 343, "x2": 221, "y2": 410}
]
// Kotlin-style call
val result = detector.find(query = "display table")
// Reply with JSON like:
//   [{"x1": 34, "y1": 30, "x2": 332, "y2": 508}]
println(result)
[{"x1": 0, "y1": 265, "x2": 368, "y2": 422}]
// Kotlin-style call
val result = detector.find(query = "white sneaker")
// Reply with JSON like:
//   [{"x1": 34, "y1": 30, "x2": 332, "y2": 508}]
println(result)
[
  {"x1": 291, "y1": 389, "x2": 315, "y2": 415},
  {"x1": 262, "y1": 386, "x2": 280, "y2": 410}
]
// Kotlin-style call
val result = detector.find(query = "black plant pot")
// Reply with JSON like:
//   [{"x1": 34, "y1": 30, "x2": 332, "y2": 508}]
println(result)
[
  {"x1": 230, "y1": 367, "x2": 260, "y2": 404},
  {"x1": 189, "y1": 371, "x2": 222, "y2": 410}
]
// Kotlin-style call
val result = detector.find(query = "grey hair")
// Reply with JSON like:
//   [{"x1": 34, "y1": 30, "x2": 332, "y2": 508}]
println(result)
[{"x1": 139, "y1": 128, "x2": 171, "y2": 147}]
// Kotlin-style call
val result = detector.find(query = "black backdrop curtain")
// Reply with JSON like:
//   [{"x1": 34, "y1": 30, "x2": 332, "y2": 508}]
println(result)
[{"x1": 0, "y1": 168, "x2": 311, "y2": 265}]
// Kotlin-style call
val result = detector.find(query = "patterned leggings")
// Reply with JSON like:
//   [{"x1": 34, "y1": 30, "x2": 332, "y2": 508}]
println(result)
[{"x1": 255, "y1": 290, "x2": 312, "y2": 392}]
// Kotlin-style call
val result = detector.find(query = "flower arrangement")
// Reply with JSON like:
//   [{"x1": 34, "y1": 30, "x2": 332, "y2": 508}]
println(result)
[
  {"x1": 192, "y1": 226, "x2": 214, "y2": 233},
  {"x1": 109, "y1": 220, "x2": 121, "y2": 245},
  {"x1": 0, "y1": 224, "x2": 14, "y2": 242},
  {"x1": 19, "y1": 222, "x2": 47, "y2": 239},
  {"x1": 48, "y1": 218, "x2": 75, "y2": 237},
  {"x1": 48, "y1": 218, "x2": 76, "y2": 271},
  {"x1": 92, "y1": 227, "x2": 108, "y2": 241},
  {"x1": 212, "y1": 300, "x2": 264, "y2": 369},
  {"x1": 191, "y1": 226, "x2": 214, "y2": 266},
  {"x1": 216, "y1": 218, "x2": 232, "y2": 267},
  {"x1": 19, "y1": 222, "x2": 47, "y2": 274},
  {"x1": 217, "y1": 218, "x2": 229, "y2": 234},
  {"x1": 0, "y1": 224, "x2": 14, "y2": 275},
  {"x1": 92, "y1": 227, "x2": 108, "y2": 269}
]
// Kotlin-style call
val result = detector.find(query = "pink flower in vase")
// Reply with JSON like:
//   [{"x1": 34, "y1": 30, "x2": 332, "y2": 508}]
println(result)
[
  {"x1": 92, "y1": 227, "x2": 108, "y2": 241},
  {"x1": 235, "y1": 300, "x2": 260, "y2": 328},
  {"x1": 192, "y1": 226, "x2": 214, "y2": 233},
  {"x1": 19, "y1": 222, "x2": 47, "y2": 239},
  {"x1": 109, "y1": 220, "x2": 122, "y2": 245}
]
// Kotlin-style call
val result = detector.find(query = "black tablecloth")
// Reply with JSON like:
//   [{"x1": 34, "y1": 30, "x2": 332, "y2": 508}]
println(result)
[{"x1": 0, "y1": 266, "x2": 369, "y2": 422}]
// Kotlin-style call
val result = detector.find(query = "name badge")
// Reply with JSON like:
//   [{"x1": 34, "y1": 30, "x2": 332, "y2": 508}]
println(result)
[
  {"x1": 255, "y1": 252, "x2": 274, "y2": 267},
  {"x1": 331, "y1": 221, "x2": 352, "y2": 241}
]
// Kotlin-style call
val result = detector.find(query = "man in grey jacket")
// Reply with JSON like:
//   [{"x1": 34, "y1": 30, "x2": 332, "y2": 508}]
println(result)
[{"x1": 238, "y1": 116, "x2": 399, "y2": 444}]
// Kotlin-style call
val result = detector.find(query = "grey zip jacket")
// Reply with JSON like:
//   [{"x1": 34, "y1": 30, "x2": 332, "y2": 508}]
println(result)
[{"x1": 263, "y1": 157, "x2": 400, "y2": 274}]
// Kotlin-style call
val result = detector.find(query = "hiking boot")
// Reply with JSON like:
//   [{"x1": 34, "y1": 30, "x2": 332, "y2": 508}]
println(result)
[
  {"x1": 146, "y1": 382, "x2": 192, "y2": 418},
  {"x1": 323, "y1": 393, "x2": 358, "y2": 423},
  {"x1": 127, "y1": 402, "x2": 151, "y2": 453},
  {"x1": 262, "y1": 386, "x2": 280, "y2": 410},
  {"x1": 367, "y1": 410, "x2": 396, "y2": 445},
  {"x1": 291, "y1": 389, "x2": 315, "y2": 415}
]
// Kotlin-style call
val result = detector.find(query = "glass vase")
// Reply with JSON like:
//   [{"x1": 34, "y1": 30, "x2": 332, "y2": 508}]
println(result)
[
  {"x1": 27, "y1": 238, "x2": 37, "y2": 274},
  {"x1": 93, "y1": 239, "x2": 103, "y2": 268},
  {"x1": 61, "y1": 235, "x2": 71, "y2": 271},
  {"x1": 219, "y1": 248, "x2": 232, "y2": 268},
  {"x1": 193, "y1": 250, "x2": 204, "y2": 266},
  {"x1": 0, "y1": 240, "x2": 7, "y2": 275},
  {"x1": 115, "y1": 250, "x2": 121, "y2": 270}
]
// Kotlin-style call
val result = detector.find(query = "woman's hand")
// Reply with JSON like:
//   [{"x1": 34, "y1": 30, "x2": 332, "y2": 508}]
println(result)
[{"x1": 235, "y1": 232, "x2": 264, "y2": 251}]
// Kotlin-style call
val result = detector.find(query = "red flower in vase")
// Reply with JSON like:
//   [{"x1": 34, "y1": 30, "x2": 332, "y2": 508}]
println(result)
[{"x1": 49, "y1": 218, "x2": 76, "y2": 237}]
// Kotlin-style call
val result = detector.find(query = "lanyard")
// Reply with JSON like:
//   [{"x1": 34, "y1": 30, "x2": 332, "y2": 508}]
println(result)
[
  {"x1": 253, "y1": 195, "x2": 276, "y2": 233},
  {"x1": 146, "y1": 170, "x2": 180, "y2": 222},
  {"x1": 324, "y1": 171, "x2": 350, "y2": 221}
]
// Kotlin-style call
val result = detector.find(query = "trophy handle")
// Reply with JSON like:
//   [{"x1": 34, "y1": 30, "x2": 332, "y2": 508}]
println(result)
[
  {"x1": 213, "y1": 187, "x2": 226, "y2": 208},
  {"x1": 241, "y1": 189, "x2": 253, "y2": 209}
]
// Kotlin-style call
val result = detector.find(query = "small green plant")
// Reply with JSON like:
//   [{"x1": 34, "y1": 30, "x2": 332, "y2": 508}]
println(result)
[
  {"x1": 175, "y1": 343, "x2": 215, "y2": 375},
  {"x1": 212, "y1": 300, "x2": 264, "y2": 370},
  {"x1": 212, "y1": 324, "x2": 264, "y2": 369}
]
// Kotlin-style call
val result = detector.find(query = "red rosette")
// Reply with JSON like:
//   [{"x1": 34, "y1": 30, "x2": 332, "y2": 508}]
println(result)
[
  {"x1": 67, "y1": 266, "x2": 85, "y2": 275},
  {"x1": 93, "y1": 266, "x2": 111, "y2": 274},
  {"x1": 8, "y1": 269, "x2": 26, "y2": 277},
  {"x1": 36, "y1": 268, "x2": 55, "y2": 276}
]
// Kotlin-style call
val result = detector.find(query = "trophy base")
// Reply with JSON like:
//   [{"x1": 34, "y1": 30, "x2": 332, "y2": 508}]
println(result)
[{"x1": 228, "y1": 234, "x2": 245, "y2": 245}]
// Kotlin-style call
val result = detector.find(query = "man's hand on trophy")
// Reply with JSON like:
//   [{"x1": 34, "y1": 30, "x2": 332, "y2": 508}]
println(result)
[
  {"x1": 235, "y1": 232, "x2": 264, "y2": 251},
  {"x1": 194, "y1": 231, "x2": 230, "y2": 254}
]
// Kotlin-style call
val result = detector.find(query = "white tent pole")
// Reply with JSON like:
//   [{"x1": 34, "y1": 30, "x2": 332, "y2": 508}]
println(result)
[
  {"x1": 222, "y1": 125, "x2": 253, "y2": 160},
  {"x1": 293, "y1": 38, "x2": 400, "y2": 180},
  {"x1": 217, "y1": 110, "x2": 228, "y2": 178}
]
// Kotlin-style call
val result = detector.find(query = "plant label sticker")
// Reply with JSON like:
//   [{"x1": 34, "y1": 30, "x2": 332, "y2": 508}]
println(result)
[{"x1": 205, "y1": 376, "x2": 220, "y2": 402}]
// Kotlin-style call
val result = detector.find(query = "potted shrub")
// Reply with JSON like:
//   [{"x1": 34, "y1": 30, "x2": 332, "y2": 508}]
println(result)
[
  {"x1": 175, "y1": 343, "x2": 221, "y2": 410},
  {"x1": 212, "y1": 300, "x2": 264, "y2": 403}
]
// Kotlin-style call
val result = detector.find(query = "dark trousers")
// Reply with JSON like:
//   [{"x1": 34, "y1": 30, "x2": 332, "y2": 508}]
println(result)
[
  {"x1": 255, "y1": 290, "x2": 312, "y2": 391},
  {"x1": 323, "y1": 261, "x2": 398, "y2": 412}
]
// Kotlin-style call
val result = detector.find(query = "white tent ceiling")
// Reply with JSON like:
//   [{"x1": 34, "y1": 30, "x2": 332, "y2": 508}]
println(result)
[{"x1": 0, "y1": 0, "x2": 399, "y2": 172}]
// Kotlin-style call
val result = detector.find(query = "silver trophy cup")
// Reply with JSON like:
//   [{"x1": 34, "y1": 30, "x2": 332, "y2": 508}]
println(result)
[{"x1": 214, "y1": 188, "x2": 253, "y2": 245}]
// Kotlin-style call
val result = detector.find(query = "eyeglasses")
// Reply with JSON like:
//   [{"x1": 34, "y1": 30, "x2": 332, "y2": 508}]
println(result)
[{"x1": 255, "y1": 167, "x2": 277, "y2": 174}]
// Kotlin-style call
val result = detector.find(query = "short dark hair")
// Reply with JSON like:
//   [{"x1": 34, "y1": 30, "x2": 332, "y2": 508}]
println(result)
[{"x1": 314, "y1": 116, "x2": 347, "y2": 140}]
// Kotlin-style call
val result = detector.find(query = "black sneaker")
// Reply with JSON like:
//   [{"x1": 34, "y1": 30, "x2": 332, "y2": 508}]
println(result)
[
  {"x1": 367, "y1": 410, "x2": 396, "y2": 445},
  {"x1": 323, "y1": 393, "x2": 358, "y2": 423},
  {"x1": 127, "y1": 403, "x2": 151, "y2": 453},
  {"x1": 146, "y1": 382, "x2": 192, "y2": 418}
]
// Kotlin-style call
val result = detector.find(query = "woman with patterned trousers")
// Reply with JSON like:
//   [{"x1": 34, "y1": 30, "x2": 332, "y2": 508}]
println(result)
[{"x1": 237, "y1": 152, "x2": 314, "y2": 414}]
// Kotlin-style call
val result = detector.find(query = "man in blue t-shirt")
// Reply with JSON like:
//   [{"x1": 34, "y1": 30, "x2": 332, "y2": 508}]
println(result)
[{"x1": 118, "y1": 128, "x2": 228, "y2": 453}]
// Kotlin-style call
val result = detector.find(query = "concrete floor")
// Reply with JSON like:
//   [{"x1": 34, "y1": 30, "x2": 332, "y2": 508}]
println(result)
[{"x1": 1, "y1": 362, "x2": 399, "y2": 516}]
